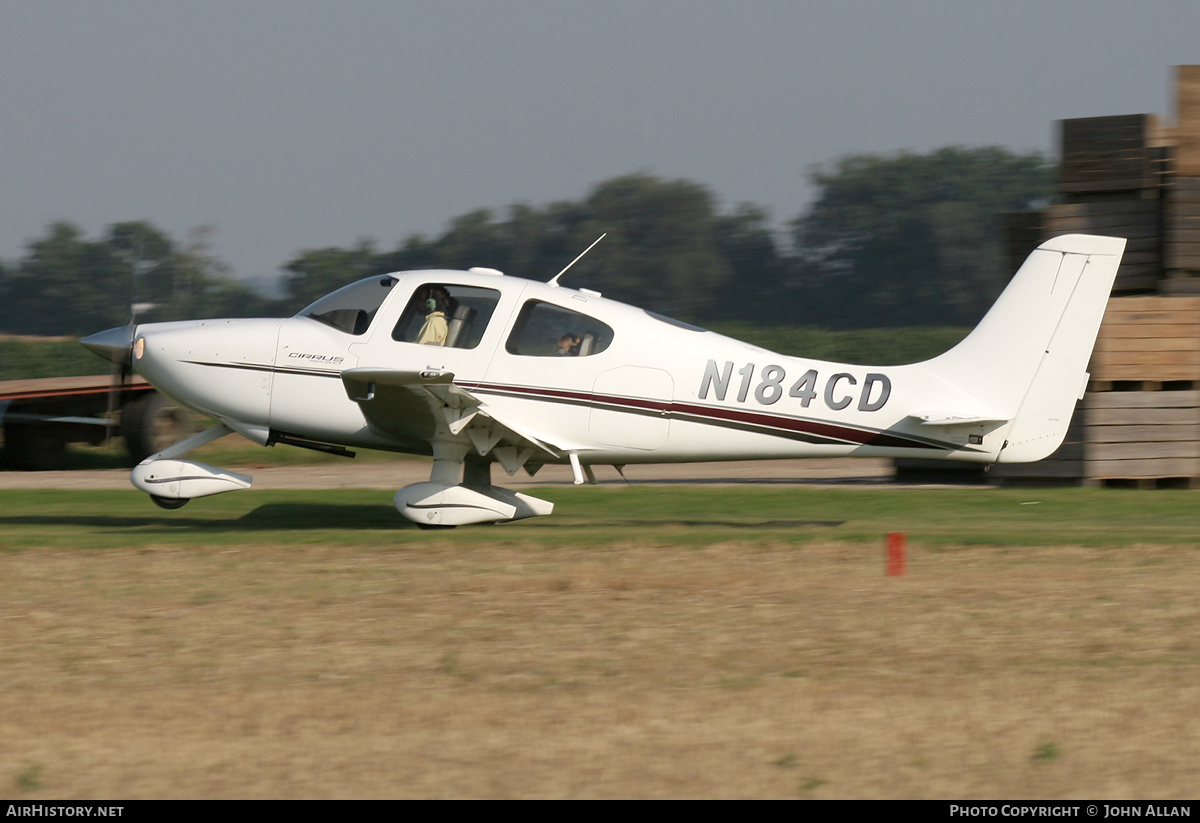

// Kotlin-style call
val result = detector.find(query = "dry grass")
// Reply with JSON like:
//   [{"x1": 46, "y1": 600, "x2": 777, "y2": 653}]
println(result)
[{"x1": 2, "y1": 536, "x2": 1199, "y2": 798}]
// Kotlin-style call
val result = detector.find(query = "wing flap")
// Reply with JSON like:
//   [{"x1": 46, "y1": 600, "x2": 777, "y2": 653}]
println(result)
[{"x1": 340, "y1": 367, "x2": 580, "y2": 465}]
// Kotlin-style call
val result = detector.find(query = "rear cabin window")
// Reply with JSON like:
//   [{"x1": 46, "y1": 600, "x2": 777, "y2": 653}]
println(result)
[
  {"x1": 506, "y1": 300, "x2": 614, "y2": 357},
  {"x1": 391, "y1": 284, "x2": 501, "y2": 349}
]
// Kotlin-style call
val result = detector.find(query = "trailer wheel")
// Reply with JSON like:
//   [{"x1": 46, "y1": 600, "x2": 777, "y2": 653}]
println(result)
[
  {"x1": 122, "y1": 393, "x2": 196, "y2": 464},
  {"x1": 3, "y1": 420, "x2": 69, "y2": 471}
]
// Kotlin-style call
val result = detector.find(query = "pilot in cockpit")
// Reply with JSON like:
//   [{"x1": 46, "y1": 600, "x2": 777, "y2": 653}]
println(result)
[{"x1": 416, "y1": 295, "x2": 448, "y2": 346}]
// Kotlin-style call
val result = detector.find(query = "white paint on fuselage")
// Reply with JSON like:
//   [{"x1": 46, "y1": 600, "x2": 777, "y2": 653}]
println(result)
[
  {"x1": 132, "y1": 268, "x2": 1006, "y2": 466},
  {"x1": 134, "y1": 318, "x2": 280, "y2": 426}
]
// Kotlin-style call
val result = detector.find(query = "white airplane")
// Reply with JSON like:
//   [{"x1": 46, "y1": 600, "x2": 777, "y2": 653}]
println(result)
[{"x1": 81, "y1": 233, "x2": 1124, "y2": 527}]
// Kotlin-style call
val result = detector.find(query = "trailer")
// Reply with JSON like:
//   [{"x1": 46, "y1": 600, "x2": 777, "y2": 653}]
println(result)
[{"x1": 0, "y1": 375, "x2": 194, "y2": 470}]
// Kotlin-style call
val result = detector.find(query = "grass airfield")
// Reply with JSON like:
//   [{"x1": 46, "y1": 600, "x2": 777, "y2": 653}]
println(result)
[{"x1": 2, "y1": 484, "x2": 1200, "y2": 798}]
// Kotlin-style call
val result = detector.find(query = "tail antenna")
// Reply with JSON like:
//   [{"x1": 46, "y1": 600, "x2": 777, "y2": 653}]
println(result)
[{"x1": 547, "y1": 233, "x2": 606, "y2": 287}]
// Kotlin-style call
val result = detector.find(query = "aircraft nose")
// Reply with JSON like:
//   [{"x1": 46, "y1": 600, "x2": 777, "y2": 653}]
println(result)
[{"x1": 80, "y1": 325, "x2": 135, "y2": 367}]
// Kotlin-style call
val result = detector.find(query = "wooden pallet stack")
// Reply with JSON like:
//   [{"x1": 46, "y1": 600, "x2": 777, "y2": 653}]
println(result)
[
  {"x1": 1090, "y1": 296, "x2": 1200, "y2": 386},
  {"x1": 992, "y1": 67, "x2": 1200, "y2": 487},
  {"x1": 1166, "y1": 176, "x2": 1200, "y2": 289},
  {"x1": 1049, "y1": 113, "x2": 1169, "y2": 292},
  {"x1": 1165, "y1": 65, "x2": 1200, "y2": 291}
]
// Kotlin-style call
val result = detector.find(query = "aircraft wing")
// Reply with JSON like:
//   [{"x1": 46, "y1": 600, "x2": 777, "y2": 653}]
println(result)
[{"x1": 340, "y1": 367, "x2": 579, "y2": 474}]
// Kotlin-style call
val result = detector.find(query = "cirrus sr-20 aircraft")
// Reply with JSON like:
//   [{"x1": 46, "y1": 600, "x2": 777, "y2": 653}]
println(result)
[{"x1": 82, "y1": 234, "x2": 1124, "y2": 527}]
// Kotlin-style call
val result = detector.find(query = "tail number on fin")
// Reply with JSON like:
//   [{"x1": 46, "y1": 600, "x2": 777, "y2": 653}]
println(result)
[{"x1": 698, "y1": 360, "x2": 891, "y2": 412}]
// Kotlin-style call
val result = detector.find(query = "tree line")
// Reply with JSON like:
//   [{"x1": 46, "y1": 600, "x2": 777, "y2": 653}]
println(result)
[
  {"x1": 0, "y1": 147, "x2": 1053, "y2": 337},
  {"x1": 0, "y1": 222, "x2": 274, "y2": 337}
]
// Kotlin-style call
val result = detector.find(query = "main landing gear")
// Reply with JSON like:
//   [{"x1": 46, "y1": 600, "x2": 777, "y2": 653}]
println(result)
[{"x1": 392, "y1": 441, "x2": 553, "y2": 527}]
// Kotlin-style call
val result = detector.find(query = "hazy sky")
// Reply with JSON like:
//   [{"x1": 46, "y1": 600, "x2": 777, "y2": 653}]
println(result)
[{"x1": 2, "y1": 1, "x2": 1198, "y2": 287}]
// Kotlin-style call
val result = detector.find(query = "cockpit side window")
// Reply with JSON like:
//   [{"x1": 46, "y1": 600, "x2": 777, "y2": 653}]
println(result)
[
  {"x1": 299, "y1": 276, "x2": 396, "y2": 335},
  {"x1": 391, "y1": 284, "x2": 501, "y2": 349},
  {"x1": 505, "y1": 300, "x2": 614, "y2": 357}
]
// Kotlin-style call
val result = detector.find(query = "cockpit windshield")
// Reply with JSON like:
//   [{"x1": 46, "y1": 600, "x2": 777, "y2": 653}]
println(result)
[{"x1": 299, "y1": 276, "x2": 397, "y2": 335}]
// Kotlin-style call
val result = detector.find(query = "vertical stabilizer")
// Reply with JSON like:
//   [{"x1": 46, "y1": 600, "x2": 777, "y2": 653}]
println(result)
[{"x1": 924, "y1": 234, "x2": 1125, "y2": 463}]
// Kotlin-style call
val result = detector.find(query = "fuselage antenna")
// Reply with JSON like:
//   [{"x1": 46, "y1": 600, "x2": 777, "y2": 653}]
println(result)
[{"x1": 547, "y1": 233, "x2": 606, "y2": 287}]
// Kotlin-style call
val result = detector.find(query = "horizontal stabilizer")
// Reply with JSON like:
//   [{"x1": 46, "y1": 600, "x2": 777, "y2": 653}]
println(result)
[{"x1": 910, "y1": 411, "x2": 1010, "y2": 427}]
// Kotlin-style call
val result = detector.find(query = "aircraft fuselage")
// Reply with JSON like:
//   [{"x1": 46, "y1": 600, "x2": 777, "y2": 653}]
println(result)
[{"x1": 130, "y1": 269, "x2": 996, "y2": 467}]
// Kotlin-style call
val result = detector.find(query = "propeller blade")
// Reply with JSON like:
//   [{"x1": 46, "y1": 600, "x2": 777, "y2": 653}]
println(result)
[{"x1": 81, "y1": 324, "x2": 136, "y2": 451}]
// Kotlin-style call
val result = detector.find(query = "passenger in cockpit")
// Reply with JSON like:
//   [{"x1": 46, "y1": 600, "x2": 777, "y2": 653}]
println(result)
[{"x1": 556, "y1": 333, "x2": 581, "y2": 356}]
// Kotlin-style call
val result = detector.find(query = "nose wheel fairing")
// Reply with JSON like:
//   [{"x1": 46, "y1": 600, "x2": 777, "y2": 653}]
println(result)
[
  {"x1": 129, "y1": 422, "x2": 253, "y2": 504},
  {"x1": 132, "y1": 457, "x2": 253, "y2": 501}
]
